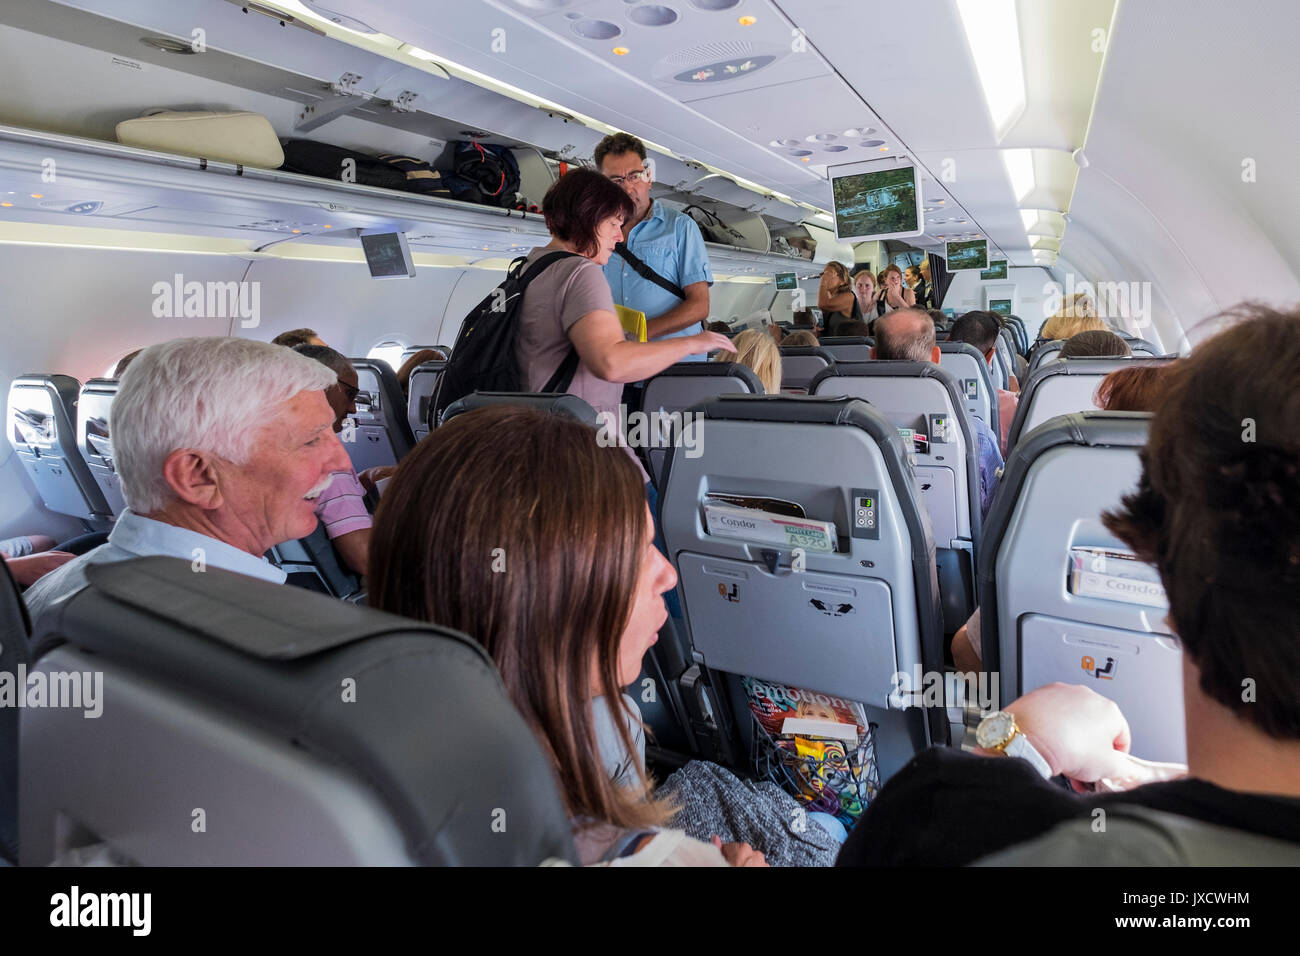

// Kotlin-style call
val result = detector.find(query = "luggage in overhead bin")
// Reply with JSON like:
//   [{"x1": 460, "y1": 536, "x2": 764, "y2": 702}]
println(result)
[
  {"x1": 115, "y1": 109, "x2": 285, "y2": 168},
  {"x1": 280, "y1": 138, "x2": 408, "y2": 189},
  {"x1": 438, "y1": 141, "x2": 522, "y2": 208},
  {"x1": 376, "y1": 154, "x2": 452, "y2": 197}
]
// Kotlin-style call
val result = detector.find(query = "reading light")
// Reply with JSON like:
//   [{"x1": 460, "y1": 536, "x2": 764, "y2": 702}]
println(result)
[
  {"x1": 1001, "y1": 149, "x2": 1035, "y2": 203},
  {"x1": 738, "y1": 15, "x2": 756, "y2": 26},
  {"x1": 956, "y1": 0, "x2": 1026, "y2": 138},
  {"x1": 613, "y1": 46, "x2": 630, "y2": 55},
  {"x1": 29, "y1": 193, "x2": 43, "y2": 199}
]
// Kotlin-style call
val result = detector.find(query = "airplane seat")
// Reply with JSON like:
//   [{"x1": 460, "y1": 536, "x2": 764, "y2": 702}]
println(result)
[
  {"x1": 776, "y1": 346, "x2": 835, "y2": 393},
  {"x1": 811, "y1": 361, "x2": 983, "y2": 635},
  {"x1": 657, "y1": 394, "x2": 948, "y2": 784},
  {"x1": 1007, "y1": 316, "x2": 1029, "y2": 355},
  {"x1": 439, "y1": 391, "x2": 599, "y2": 429},
  {"x1": 406, "y1": 360, "x2": 447, "y2": 442},
  {"x1": 267, "y1": 519, "x2": 364, "y2": 603},
  {"x1": 1026, "y1": 340, "x2": 1065, "y2": 376},
  {"x1": 0, "y1": 556, "x2": 32, "y2": 864},
  {"x1": 1006, "y1": 356, "x2": 1179, "y2": 452},
  {"x1": 817, "y1": 336, "x2": 874, "y2": 362},
  {"x1": 994, "y1": 330, "x2": 1016, "y2": 388},
  {"x1": 346, "y1": 359, "x2": 416, "y2": 473},
  {"x1": 20, "y1": 556, "x2": 578, "y2": 866},
  {"x1": 1125, "y1": 337, "x2": 1163, "y2": 357},
  {"x1": 75, "y1": 377, "x2": 126, "y2": 517},
  {"x1": 979, "y1": 411, "x2": 1184, "y2": 763},
  {"x1": 398, "y1": 345, "x2": 446, "y2": 369},
  {"x1": 641, "y1": 362, "x2": 763, "y2": 487},
  {"x1": 937, "y1": 341, "x2": 999, "y2": 438},
  {"x1": 6, "y1": 375, "x2": 113, "y2": 529}
]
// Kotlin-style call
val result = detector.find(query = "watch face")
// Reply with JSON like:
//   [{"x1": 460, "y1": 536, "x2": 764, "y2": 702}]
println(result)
[{"x1": 977, "y1": 711, "x2": 1014, "y2": 749}]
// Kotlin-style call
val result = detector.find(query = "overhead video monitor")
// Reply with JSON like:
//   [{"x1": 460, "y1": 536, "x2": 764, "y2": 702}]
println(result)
[
  {"x1": 980, "y1": 259, "x2": 1008, "y2": 280},
  {"x1": 774, "y1": 272, "x2": 798, "y2": 291},
  {"x1": 989, "y1": 298, "x2": 1013, "y2": 315},
  {"x1": 359, "y1": 229, "x2": 417, "y2": 279},
  {"x1": 828, "y1": 157, "x2": 923, "y2": 242},
  {"x1": 945, "y1": 238, "x2": 989, "y2": 271}
]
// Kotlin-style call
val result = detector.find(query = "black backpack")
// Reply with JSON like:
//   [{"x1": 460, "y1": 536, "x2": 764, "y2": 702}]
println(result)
[
  {"x1": 439, "y1": 142, "x2": 522, "y2": 208},
  {"x1": 431, "y1": 251, "x2": 581, "y2": 425}
]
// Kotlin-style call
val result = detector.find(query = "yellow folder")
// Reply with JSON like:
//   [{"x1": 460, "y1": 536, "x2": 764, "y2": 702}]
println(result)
[{"x1": 615, "y1": 304, "x2": 647, "y2": 343}]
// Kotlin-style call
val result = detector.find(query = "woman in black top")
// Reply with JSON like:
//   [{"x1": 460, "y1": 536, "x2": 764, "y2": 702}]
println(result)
[
  {"x1": 906, "y1": 264, "x2": 930, "y2": 310},
  {"x1": 817, "y1": 261, "x2": 861, "y2": 336}
]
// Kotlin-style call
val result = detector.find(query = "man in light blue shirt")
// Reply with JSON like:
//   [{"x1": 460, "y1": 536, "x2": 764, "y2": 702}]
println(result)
[
  {"x1": 24, "y1": 337, "x2": 352, "y2": 622},
  {"x1": 595, "y1": 133, "x2": 713, "y2": 361}
]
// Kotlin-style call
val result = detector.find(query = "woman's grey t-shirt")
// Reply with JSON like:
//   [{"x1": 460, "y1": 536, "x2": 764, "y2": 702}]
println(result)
[{"x1": 516, "y1": 248, "x2": 624, "y2": 421}]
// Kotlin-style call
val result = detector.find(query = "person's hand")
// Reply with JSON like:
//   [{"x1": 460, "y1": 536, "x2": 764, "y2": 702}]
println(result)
[
  {"x1": 693, "y1": 331, "x2": 737, "y2": 355},
  {"x1": 710, "y1": 835, "x2": 769, "y2": 867},
  {"x1": 357, "y1": 465, "x2": 396, "y2": 495},
  {"x1": 886, "y1": 287, "x2": 906, "y2": 308},
  {"x1": 7, "y1": 551, "x2": 76, "y2": 588},
  {"x1": 1003, "y1": 682, "x2": 1134, "y2": 787}
]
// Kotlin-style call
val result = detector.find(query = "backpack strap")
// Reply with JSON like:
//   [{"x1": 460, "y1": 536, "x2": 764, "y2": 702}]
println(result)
[
  {"x1": 613, "y1": 242, "x2": 686, "y2": 300},
  {"x1": 520, "y1": 250, "x2": 585, "y2": 393}
]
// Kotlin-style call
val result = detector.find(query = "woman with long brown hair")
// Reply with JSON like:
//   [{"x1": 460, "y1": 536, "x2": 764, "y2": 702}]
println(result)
[
  {"x1": 817, "y1": 261, "x2": 861, "y2": 336},
  {"x1": 368, "y1": 405, "x2": 765, "y2": 866}
]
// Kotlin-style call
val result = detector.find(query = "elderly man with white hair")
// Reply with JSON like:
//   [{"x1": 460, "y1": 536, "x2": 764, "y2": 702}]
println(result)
[{"x1": 23, "y1": 337, "x2": 352, "y2": 621}]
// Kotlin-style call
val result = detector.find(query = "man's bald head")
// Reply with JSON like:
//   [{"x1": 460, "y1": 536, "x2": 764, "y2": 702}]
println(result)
[{"x1": 874, "y1": 308, "x2": 939, "y2": 363}]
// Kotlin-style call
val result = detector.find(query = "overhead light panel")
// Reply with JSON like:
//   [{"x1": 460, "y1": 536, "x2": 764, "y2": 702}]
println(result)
[
  {"x1": 1001, "y1": 148, "x2": 1035, "y2": 204},
  {"x1": 956, "y1": 0, "x2": 1027, "y2": 139}
]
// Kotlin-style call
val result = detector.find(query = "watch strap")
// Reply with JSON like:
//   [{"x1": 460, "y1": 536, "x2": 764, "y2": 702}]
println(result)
[{"x1": 1005, "y1": 730, "x2": 1054, "y2": 779}]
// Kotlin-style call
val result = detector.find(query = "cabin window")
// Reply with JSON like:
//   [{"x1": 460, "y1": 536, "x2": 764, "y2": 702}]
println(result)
[{"x1": 366, "y1": 340, "x2": 407, "y2": 371}]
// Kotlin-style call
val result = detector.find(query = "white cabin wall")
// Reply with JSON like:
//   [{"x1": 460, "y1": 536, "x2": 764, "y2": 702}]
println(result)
[{"x1": 940, "y1": 267, "x2": 1056, "y2": 336}]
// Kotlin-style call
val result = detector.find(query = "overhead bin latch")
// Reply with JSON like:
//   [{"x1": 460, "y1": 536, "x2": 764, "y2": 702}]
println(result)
[
  {"x1": 390, "y1": 91, "x2": 419, "y2": 113},
  {"x1": 295, "y1": 73, "x2": 372, "y2": 133}
]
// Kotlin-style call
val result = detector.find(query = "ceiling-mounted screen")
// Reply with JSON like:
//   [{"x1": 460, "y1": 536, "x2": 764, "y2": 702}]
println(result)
[
  {"x1": 359, "y1": 229, "x2": 416, "y2": 279},
  {"x1": 980, "y1": 259, "x2": 1008, "y2": 280},
  {"x1": 945, "y1": 238, "x2": 989, "y2": 271},
  {"x1": 989, "y1": 298, "x2": 1013, "y2": 315},
  {"x1": 774, "y1": 272, "x2": 798, "y2": 290},
  {"x1": 828, "y1": 157, "x2": 923, "y2": 242}
]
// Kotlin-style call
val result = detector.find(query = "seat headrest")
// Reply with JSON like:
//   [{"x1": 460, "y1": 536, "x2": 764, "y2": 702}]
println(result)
[
  {"x1": 648, "y1": 362, "x2": 762, "y2": 389},
  {"x1": 776, "y1": 346, "x2": 834, "y2": 361},
  {"x1": 35, "y1": 557, "x2": 578, "y2": 866},
  {"x1": 692, "y1": 393, "x2": 895, "y2": 441},
  {"x1": 440, "y1": 391, "x2": 598, "y2": 428},
  {"x1": 817, "y1": 336, "x2": 871, "y2": 346},
  {"x1": 1009, "y1": 410, "x2": 1152, "y2": 463}
]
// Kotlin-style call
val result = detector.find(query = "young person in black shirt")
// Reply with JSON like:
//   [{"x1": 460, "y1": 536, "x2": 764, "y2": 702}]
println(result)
[{"x1": 839, "y1": 304, "x2": 1300, "y2": 866}]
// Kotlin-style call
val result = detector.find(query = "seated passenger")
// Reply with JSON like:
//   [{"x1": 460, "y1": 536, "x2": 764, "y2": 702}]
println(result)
[
  {"x1": 22, "y1": 337, "x2": 349, "y2": 621},
  {"x1": 1039, "y1": 297, "x2": 1107, "y2": 342},
  {"x1": 0, "y1": 534, "x2": 75, "y2": 589},
  {"x1": 839, "y1": 319, "x2": 873, "y2": 339},
  {"x1": 706, "y1": 321, "x2": 732, "y2": 335},
  {"x1": 853, "y1": 305, "x2": 1300, "y2": 866},
  {"x1": 271, "y1": 327, "x2": 327, "y2": 349},
  {"x1": 713, "y1": 328, "x2": 782, "y2": 393},
  {"x1": 949, "y1": 311, "x2": 1019, "y2": 454},
  {"x1": 1059, "y1": 329, "x2": 1132, "y2": 358},
  {"x1": 515, "y1": 168, "x2": 732, "y2": 466},
  {"x1": 781, "y1": 329, "x2": 820, "y2": 348},
  {"x1": 873, "y1": 309, "x2": 1004, "y2": 518},
  {"x1": 368, "y1": 405, "x2": 766, "y2": 867},
  {"x1": 113, "y1": 349, "x2": 143, "y2": 378},
  {"x1": 294, "y1": 345, "x2": 373, "y2": 577},
  {"x1": 394, "y1": 347, "x2": 447, "y2": 401}
]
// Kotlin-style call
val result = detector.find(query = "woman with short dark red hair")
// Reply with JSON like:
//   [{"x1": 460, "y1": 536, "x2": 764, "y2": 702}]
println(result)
[{"x1": 515, "y1": 169, "x2": 731, "y2": 446}]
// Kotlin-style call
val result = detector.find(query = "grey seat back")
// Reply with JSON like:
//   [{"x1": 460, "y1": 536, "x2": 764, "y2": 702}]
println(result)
[
  {"x1": 0, "y1": 557, "x2": 30, "y2": 863},
  {"x1": 440, "y1": 391, "x2": 598, "y2": 428},
  {"x1": 979, "y1": 412, "x2": 1183, "y2": 763},
  {"x1": 6, "y1": 375, "x2": 112, "y2": 526},
  {"x1": 658, "y1": 395, "x2": 948, "y2": 780},
  {"x1": 810, "y1": 361, "x2": 982, "y2": 631},
  {"x1": 937, "y1": 342, "x2": 999, "y2": 437},
  {"x1": 21, "y1": 557, "x2": 578, "y2": 866},
  {"x1": 777, "y1": 346, "x2": 834, "y2": 393},
  {"x1": 406, "y1": 360, "x2": 447, "y2": 441},
  {"x1": 817, "y1": 336, "x2": 874, "y2": 362},
  {"x1": 1027, "y1": 339, "x2": 1064, "y2": 375},
  {"x1": 993, "y1": 330, "x2": 1014, "y2": 389},
  {"x1": 399, "y1": 345, "x2": 446, "y2": 368},
  {"x1": 1007, "y1": 356, "x2": 1178, "y2": 451},
  {"x1": 75, "y1": 378, "x2": 126, "y2": 517},
  {"x1": 346, "y1": 359, "x2": 415, "y2": 473},
  {"x1": 267, "y1": 520, "x2": 364, "y2": 603},
  {"x1": 642, "y1": 363, "x2": 763, "y2": 487},
  {"x1": 1006, "y1": 316, "x2": 1029, "y2": 355}
]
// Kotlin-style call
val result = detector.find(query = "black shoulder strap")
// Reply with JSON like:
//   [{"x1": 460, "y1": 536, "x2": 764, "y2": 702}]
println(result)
[
  {"x1": 516, "y1": 250, "x2": 581, "y2": 285},
  {"x1": 614, "y1": 242, "x2": 686, "y2": 300},
  {"x1": 542, "y1": 348, "x2": 581, "y2": 394}
]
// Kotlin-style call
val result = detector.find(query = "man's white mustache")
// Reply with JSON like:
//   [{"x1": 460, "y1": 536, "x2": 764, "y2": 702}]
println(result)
[{"x1": 303, "y1": 475, "x2": 335, "y2": 500}]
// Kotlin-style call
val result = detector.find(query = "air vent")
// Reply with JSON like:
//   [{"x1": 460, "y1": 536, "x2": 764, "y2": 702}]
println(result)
[
  {"x1": 629, "y1": 5, "x2": 680, "y2": 26},
  {"x1": 662, "y1": 40, "x2": 755, "y2": 67},
  {"x1": 571, "y1": 18, "x2": 622, "y2": 40}
]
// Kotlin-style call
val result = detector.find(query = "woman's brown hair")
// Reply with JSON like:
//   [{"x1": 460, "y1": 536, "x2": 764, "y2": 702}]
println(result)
[
  {"x1": 1102, "y1": 305, "x2": 1300, "y2": 739},
  {"x1": 1094, "y1": 362, "x2": 1173, "y2": 411},
  {"x1": 368, "y1": 404, "x2": 673, "y2": 828},
  {"x1": 823, "y1": 261, "x2": 852, "y2": 296},
  {"x1": 543, "y1": 167, "x2": 635, "y2": 258}
]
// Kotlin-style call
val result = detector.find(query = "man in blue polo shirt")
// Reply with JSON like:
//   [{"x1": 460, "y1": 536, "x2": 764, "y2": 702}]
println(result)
[{"x1": 595, "y1": 133, "x2": 713, "y2": 361}]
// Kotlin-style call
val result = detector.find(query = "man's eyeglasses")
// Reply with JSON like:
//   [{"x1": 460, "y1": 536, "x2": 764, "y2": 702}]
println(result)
[
  {"x1": 606, "y1": 168, "x2": 650, "y2": 186},
  {"x1": 335, "y1": 381, "x2": 361, "y2": 403}
]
